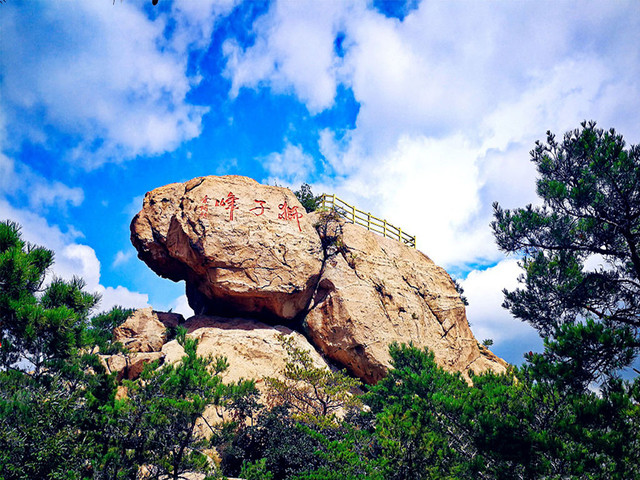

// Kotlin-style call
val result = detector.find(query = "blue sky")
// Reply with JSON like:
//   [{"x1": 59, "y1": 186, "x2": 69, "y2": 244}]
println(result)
[{"x1": 2, "y1": 0, "x2": 640, "y2": 365}]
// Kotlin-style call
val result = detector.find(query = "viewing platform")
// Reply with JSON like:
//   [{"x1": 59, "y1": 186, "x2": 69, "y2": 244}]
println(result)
[{"x1": 318, "y1": 193, "x2": 416, "y2": 248}]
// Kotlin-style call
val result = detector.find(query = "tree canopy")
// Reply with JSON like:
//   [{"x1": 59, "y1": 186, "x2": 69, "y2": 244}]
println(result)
[{"x1": 492, "y1": 121, "x2": 640, "y2": 387}]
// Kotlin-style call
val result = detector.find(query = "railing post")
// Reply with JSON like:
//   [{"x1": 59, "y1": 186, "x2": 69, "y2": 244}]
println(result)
[{"x1": 321, "y1": 193, "x2": 415, "y2": 248}]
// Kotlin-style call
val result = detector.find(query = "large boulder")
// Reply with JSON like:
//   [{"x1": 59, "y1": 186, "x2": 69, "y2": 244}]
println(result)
[
  {"x1": 304, "y1": 212, "x2": 508, "y2": 384},
  {"x1": 130, "y1": 176, "x2": 324, "y2": 321},
  {"x1": 100, "y1": 351, "x2": 166, "y2": 381}
]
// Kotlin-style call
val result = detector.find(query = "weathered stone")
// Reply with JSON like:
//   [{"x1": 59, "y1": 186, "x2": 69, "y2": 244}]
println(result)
[
  {"x1": 104, "y1": 354, "x2": 128, "y2": 382},
  {"x1": 183, "y1": 315, "x2": 329, "y2": 384},
  {"x1": 128, "y1": 175, "x2": 507, "y2": 386},
  {"x1": 161, "y1": 339, "x2": 186, "y2": 365},
  {"x1": 304, "y1": 212, "x2": 508, "y2": 384},
  {"x1": 100, "y1": 351, "x2": 165, "y2": 381},
  {"x1": 127, "y1": 352, "x2": 165, "y2": 380},
  {"x1": 113, "y1": 307, "x2": 184, "y2": 353},
  {"x1": 130, "y1": 175, "x2": 324, "y2": 320},
  {"x1": 176, "y1": 315, "x2": 333, "y2": 437}
]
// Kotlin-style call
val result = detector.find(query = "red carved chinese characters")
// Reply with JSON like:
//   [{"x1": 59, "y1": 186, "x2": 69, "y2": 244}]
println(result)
[
  {"x1": 198, "y1": 194, "x2": 303, "y2": 231},
  {"x1": 278, "y1": 200, "x2": 303, "y2": 232},
  {"x1": 215, "y1": 192, "x2": 239, "y2": 221},
  {"x1": 198, "y1": 195, "x2": 209, "y2": 217},
  {"x1": 250, "y1": 199, "x2": 270, "y2": 216}
]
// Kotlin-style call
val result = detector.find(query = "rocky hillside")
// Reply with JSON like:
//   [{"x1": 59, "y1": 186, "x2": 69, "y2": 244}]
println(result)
[{"x1": 124, "y1": 175, "x2": 506, "y2": 385}]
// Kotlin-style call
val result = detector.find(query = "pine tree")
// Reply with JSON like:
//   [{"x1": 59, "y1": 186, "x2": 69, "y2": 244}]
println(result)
[{"x1": 492, "y1": 121, "x2": 640, "y2": 387}]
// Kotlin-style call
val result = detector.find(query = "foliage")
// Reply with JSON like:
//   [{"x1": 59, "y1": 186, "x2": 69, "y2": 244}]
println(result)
[
  {"x1": 0, "y1": 219, "x2": 253, "y2": 480},
  {"x1": 294, "y1": 183, "x2": 321, "y2": 213},
  {"x1": 0, "y1": 220, "x2": 99, "y2": 376},
  {"x1": 221, "y1": 334, "x2": 365, "y2": 479},
  {"x1": 452, "y1": 278, "x2": 469, "y2": 306},
  {"x1": 365, "y1": 343, "x2": 640, "y2": 480},
  {"x1": 240, "y1": 458, "x2": 274, "y2": 480},
  {"x1": 491, "y1": 121, "x2": 640, "y2": 387},
  {"x1": 0, "y1": 366, "x2": 111, "y2": 480},
  {"x1": 289, "y1": 424, "x2": 383, "y2": 480},
  {"x1": 0, "y1": 219, "x2": 112, "y2": 478},
  {"x1": 86, "y1": 306, "x2": 134, "y2": 355},
  {"x1": 365, "y1": 344, "x2": 470, "y2": 479},
  {"x1": 264, "y1": 334, "x2": 362, "y2": 424},
  {"x1": 221, "y1": 405, "x2": 328, "y2": 480},
  {"x1": 95, "y1": 329, "x2": 243, "y2": 480}
]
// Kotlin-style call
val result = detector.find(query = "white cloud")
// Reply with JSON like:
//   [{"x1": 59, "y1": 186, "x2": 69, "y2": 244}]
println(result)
[
  {"x1": 113, "y1": 250, "x2": 134, "y2": 268},
  {"x1": 170, "y1": 0, "x2": 240, "y2": 53},
  {"x1": 223, "y1": 0, "x2": 353, "y2": 113},
  {"x1": 0, "y1": 153, "x2": 15, "y2": 193},
  {"x1": 462, "y1": 259, "x2": 539, "y2": 346},
  {"x1": 327, "y1": 133, "x2": 494, "y2": 267},
  {"x1": 170, "y1": 294, "x2": 195, "y2": 319},
  {"x1": 96, "y1": 285, "x2": 149, "y2": 314},
  {"x1": 0, "y1": 1, "x2": 232, "y2": 167},
  {"x1": 125, "y1": 195, "x2": 146, "y2": 218},
  {"x1": 0, "y1": 149, "x2": 85, "y2": 214},
  {"x1": 0, "y1": 199, "x2": 149, "y2": 315},
  {"x1": 28, "y1": 181, "x2": 84, "y2": 211},
  {"x1": 262, "y1": 143, "x2": 315, "y2": 188}
]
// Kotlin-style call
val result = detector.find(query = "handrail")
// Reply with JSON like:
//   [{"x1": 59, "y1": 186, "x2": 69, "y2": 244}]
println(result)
[{"x1": 318, "y1": 193, "x2": 416, "y2": 248}]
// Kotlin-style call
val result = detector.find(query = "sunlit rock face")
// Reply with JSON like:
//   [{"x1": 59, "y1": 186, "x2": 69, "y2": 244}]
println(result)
[
  {"x1": 130, "y1": 175, "x2": 324, "y2": 321},
  {"x1": 128, "y1": 175, "x2": 507, "y2": 385},
  {"x1": 304, "y1": 212, "x2": 508, "y2": 384}
]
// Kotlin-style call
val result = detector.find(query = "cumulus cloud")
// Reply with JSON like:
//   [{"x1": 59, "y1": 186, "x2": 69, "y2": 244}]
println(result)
[
  {"x1": 113, "y1": 250, "x2": 134, "y2": 268},
  {"x1": 262, "y1": 143, "x2": 315, "y2": 188},
  {"x1": 170, "y1": 0, "x2": 240, "y2": 53},
  {"x1": 223, "y1": 0, "x2": 353, "y2": 113},
  {"x1": 169, "y1": 294, "x2": 195, "y2": 319},
  {"x1": 0, "y1": 199, "x2": 149, "y2": 315},
  {"x1": 0, "y1": 1, "x2": 235, "y2": 167},
  {"x1": 98, "y1": 286, "x2": 149, "y2": 314},
  {"x1": 0, "y1": 149, "x2": 85, "y2": 214},
  {"x1": 461, "y1": 259, "x2": 543, "y2": 362}
]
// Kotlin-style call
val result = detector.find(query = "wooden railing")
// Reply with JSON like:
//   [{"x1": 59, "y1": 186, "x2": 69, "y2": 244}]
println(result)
[{"x1": 318, "y1": 194, "x2": 416, "y2": 248}]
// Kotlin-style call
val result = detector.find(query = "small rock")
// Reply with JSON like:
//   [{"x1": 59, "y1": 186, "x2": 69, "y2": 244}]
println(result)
[{"x1": 113, "y1": 307, "x2": 183, "y2": 353}]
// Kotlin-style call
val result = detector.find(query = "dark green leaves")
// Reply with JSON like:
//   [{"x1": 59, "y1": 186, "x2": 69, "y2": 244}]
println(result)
[{"x1": 492, "y1": 122, "x2": 640, "y2": 385}]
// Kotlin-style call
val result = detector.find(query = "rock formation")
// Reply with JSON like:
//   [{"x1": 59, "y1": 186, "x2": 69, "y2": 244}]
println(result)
[
  {"x1": 163, "y1": 315, "x2": 330, "y2": 384},
  {"x1": 102, "y1": 309, "x2": 330, "y2": 385},
  {"x1": 113, "y1": 307, "x2": 184, "y2": 353},
  {"x1": 127, "y1": 175, "x2": 507, "y2": 385},
  {"x1": 305, "y1": 212, "x2": 507, "y2": 383},
  {"x1": 130, "y1": 176, "x2": 323, "y2": 320}
]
